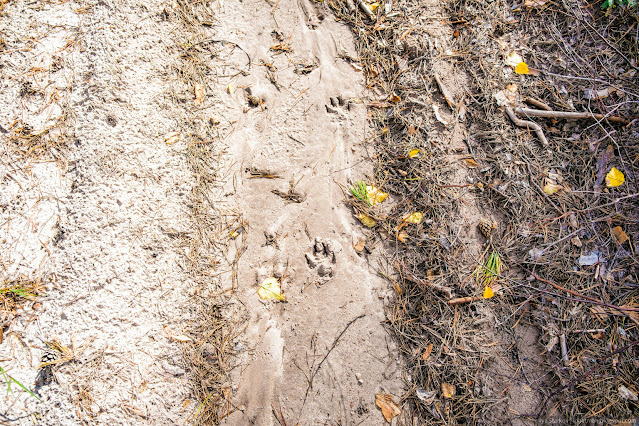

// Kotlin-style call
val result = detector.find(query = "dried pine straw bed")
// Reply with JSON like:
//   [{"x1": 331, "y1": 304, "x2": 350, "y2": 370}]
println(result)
[{"x1": 330, "y1": 0, "x2": 637, "y2": 423}]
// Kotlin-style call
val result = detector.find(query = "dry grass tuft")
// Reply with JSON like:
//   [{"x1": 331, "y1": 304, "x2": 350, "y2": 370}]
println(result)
[{"x1": 168, "y1": 1, "x2": 248, "y2": 423}]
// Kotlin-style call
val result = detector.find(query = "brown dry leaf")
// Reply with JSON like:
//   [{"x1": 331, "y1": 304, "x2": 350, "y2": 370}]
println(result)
[
  {"x1": 354, "y1": 238, "x2": 366, "y2": 252},
  {"x1": 397, "y1": 231, "x2": 409, "y2": 243},
  {"x1": 393, "y1": 281, "x2": 403, "y2": 295},
  {"x1": 465, "y1": 158, "x2": 479, "y2": 168},
  {"x1": 194, "y1": 82, "x2": 204, "y2": 105},
  {"x1": 422, "y1": 343, "x2": 434, "y2": 361},
  {"x1": 441, "y1": 382, "x2": 456, "y2": 398},
  {"x1": 571, "y1": 236, "x2": 583, "y2": 247},
  {"x1": 375, "y1": 393, "x2": 401, "y2": 423},
  {"x1": 612, "y1": 226, "x2": 629, "y2": 245},
  {"x1": 390, "y1": 94, "x2": 401, "y2": 103}
]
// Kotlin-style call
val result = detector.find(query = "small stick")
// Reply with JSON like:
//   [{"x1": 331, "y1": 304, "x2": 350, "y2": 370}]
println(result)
[
  {"x1": 505, "y1": 107, "x2": 549, "y2": 147},
  {"x1": 571, "y1": 328, "x2": 606, "y2": 334},
  {"x1": 357, "y1": 0, "x2": 374, "y2": 18},
  {"x1": 560, "y1": 333, "x2": 569, "y2": 366},
  {"x1": 515, "y1": 107, "x2": 630, "y2": 125},
  {"x1": 434, "y1": 73, "x2": 455, "y2": 111},
  {"x1": 524, "y1": 97, "x2": 552, "y2": 111},
  {"x1": 447, "y1": 295, "x2": 481, "y2": 305},
  {"x1": 397, "y1": 262, "x2": 454, "y2": 298}
]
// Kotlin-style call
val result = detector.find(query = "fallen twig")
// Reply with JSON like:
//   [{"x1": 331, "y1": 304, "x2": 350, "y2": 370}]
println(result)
[
  {"x1": 447, "y1": 295, "x2": 481, "y2": 305},
  {"x1": 524, "y1": 98, "x2": 552, "y2": 111},
  {"x1": 505, "y1": 107, "x2": 549, "y2": 147},
  {"x1": 397, "y1": 262, "x2": 454, "y2": 298},
  {"x1": 515, "y1": 107, "x2": 630, "y2": 126}
]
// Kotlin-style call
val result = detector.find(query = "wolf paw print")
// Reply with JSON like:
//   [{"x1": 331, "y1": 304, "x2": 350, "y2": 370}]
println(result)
[{"x1": 305, "y1": 237, "x2": 342, "y2": 284}]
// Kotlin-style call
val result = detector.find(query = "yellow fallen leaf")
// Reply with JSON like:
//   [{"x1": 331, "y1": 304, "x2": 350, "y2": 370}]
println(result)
[
  {"x1": 375, "y1": 393, "x2": 401, "y2": 422},
  {"x1": 164, "y1": 131, "x2": 180, "y2": 145},
  {"x1": 409, "y1": 149, "x2": 420, "y2": 158},
  {"x1": 605, "y1": 167, "x2": 625, "y2": 187},
  {"x1": 505, "y1": 52, "x2": 523, "y2": 67},
  {"x1": 366, "y1": 186, "x2": 388, "y2": 205},
  {"x1": 465, "y1": 158, "x2": 479, "y2": 168},
  {"x1": 543, "y1": 182, "x2": 562, "y2": 195},
  {"x1": 369, "y1": 2, "x2": 379, "y2": 11},
  {"x1": 397, "y1": 231, "x2": 409, "y2": 243},
  {"x1": 612, "y1": 226, "x2": 628, "y2": 245},
  {"x1": 194, "y1": 82, "x2": 204, "y2": 105},
  {"x1": 515, "y1": 62, "x2": 530, "y2": 75},
  {"x1": 357, "y1": 213, "x2": 376, "y2": 227},
  {"x1": 422, "y1": 343, "x2": 433, "y2": 361},
  {"x1": 483, "y1": 286, "x2": 494, "y2": 299},
  {"x1": 441, "y1": 382, "x2": 456, "y2": 399},
  {"x1": 403, "y1": 212, "x2": 423, "y2": 224},
  {"x1": 257, "y1": 278, "x2": 285, "y2": 301}
]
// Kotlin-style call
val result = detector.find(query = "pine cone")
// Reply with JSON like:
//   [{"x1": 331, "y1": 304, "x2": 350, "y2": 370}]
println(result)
[{"x1": 478, "y1": 218, "x2": 497, "y2": 239}]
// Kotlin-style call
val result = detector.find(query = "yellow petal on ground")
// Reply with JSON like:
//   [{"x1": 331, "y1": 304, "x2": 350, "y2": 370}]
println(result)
[
  {"x1": 505, "y1": 52, "x2": 523, "y2": 67},
  {"x1": 515, "y1": 61, "x2": 530, "y2": 75},
  {"x1": 164, "y1": 131, "x2": 180, "y2": 145},
  {"x1": 227, "y1": 84, "x2": 236, "y2": 94},
  {"x1": 257, "y1": 277, "x2": 285, "y2": 301},
  {"x1": 403, "y1": 212, "x2": 423, "y2": 224},
  {"x1": 605, "y1": 167, "x2": 625, "y2": 187},
  {"x1": 483, "y1": 286, "x2": 494, "y2": 299},
  {"x1": 375, "y1": 393, "x2": 401, "y2": 423},
  {"x1": 369, "y1": 2, "x2": 379, "y2": 11},
  {"x1": 409, "y1": 149, "x2": 420, "y2": 158},
  {"x1": 366, "y1": 186, "x2": 388, "y2": 205},
  {"x1": 543, "y1": 182, "x2": 562, "y2": 195},
  {"x1": 357, "y1": 213, "x2": 376, "y2": 227}
]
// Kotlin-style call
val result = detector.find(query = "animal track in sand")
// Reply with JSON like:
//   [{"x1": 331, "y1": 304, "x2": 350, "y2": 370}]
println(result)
[
  {"x1": 305, "y1": 236, "x2": 342, "y2": 284},
  {"x1": 325, "y1": 95, "x2": 353, "y2": 120}
]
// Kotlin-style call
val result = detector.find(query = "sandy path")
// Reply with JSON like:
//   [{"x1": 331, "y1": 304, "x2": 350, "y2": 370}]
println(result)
[
  {"x1": 212, "y1": 1, "x2": 403, "y2": 424},
  {"x1": 1, "y1": 0, "x2": 402, "y2": 424}
]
